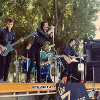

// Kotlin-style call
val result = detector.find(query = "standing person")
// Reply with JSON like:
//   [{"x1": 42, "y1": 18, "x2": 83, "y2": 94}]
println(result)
[
  {"x1": 0, "y1": 17, "x2": 23, "y2": 83},
  {"x1": 61, "y1": 38, "x2": 78, "y2": 83},
  {"x1": 26, "y1": 21, "x2": 55, "y2": 83}
]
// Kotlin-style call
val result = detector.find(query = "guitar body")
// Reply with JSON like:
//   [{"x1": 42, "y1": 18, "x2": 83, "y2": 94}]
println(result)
[
  {"x1": 0, "y1": 41, "x2": 14, "y2": 56},
  {"x1": 62, "y1": 55, "x2": 78, "y2": 64}
]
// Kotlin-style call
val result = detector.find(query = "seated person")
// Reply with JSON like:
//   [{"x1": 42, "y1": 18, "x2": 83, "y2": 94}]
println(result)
[{"x1": 21, "y1": 41, "x2": 31, "y2": 60}]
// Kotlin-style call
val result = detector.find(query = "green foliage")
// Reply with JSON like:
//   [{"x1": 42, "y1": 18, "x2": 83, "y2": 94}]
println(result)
[{"x1": 0, "y1": 0, "x2": 100, "y2": 74}]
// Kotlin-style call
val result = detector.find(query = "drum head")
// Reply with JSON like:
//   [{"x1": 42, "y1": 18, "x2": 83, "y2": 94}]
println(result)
[
  {"x1": 50, "y1": 64, "x2": 60, "y2": 83},
  {"x1": 40, "y1": 51, "x2": 47, "y2": 63}
]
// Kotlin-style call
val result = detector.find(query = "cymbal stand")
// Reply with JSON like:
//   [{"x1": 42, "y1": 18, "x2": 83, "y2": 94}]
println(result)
[
  {"x1": 55, "y1": 55, "x2": 65, "y2": 80},
  {"x1": 14, "y1": 50, "x2": 19, "y2": 83}
]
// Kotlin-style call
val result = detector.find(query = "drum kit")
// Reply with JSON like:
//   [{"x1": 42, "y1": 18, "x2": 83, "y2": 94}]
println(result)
[
  {"x1": 14, "y1": 43, "x2": 85, "y2": 83},
  {"x1": 21, "y1": 44, "x2": 65, "y2": 83}
]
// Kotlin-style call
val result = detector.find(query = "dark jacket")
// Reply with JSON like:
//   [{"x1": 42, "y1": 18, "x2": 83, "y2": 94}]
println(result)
[
  {"x1": 64, "y1": 44, "x2": 78, "y2": 57},
  {"x1": 34, "y1": 28, "x2": 51, "y2": 46},
  {"x1": 0, "y1": 27, "x2": 15, "y2": 46}
]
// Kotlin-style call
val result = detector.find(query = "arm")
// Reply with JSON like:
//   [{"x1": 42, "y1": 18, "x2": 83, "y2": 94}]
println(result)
[
  {"x1": 21, "y1": 55, "x2": 27, "y2": 60},
  {"x1": 0, "y1": 29, "x2": 5, "y2": 52},
  {"x1": 72, "y1": 47, "x2": 78, "y2": 57},
  {"x1": 0, "y1": 28, "x2": 4, "y2": 37},
  {"x1": 37, "y1": 26, "x2": 54, "y2": 37}
]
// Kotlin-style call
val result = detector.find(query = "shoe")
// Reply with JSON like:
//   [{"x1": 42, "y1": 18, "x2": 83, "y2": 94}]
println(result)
[
  {"x1": 26, "y1": 79, "x2": 31, "y2": 83},
  {"x1": 4, "y1": 80, "x2": 11, "y2": 83},
  {"x1": 0, "y1": 79, "x2": 4, "y2": 83}
]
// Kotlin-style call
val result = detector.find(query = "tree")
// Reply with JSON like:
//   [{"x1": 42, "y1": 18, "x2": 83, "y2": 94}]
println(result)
[{"x1": 0, "y1": 0, "x2": 100, "y2": 74}]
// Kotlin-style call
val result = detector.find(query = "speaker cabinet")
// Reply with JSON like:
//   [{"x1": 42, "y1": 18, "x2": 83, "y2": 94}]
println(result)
[{"x1": 86, "y1": 66, "x2": 100, "y2": 83}]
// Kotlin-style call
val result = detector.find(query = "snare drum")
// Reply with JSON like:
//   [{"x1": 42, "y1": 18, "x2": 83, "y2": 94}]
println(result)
[
  {"x1": 22, "y1": 60, "x2": 36, "y2": 73},
  {"x1": 40, "y1": 51, "x2": 47, "y2": 63}
]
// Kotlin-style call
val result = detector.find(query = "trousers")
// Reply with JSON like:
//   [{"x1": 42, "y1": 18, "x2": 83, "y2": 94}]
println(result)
[
  {"x1": 27, "y1": 44, "x2": 41, "y2": 82},
  {"x1": 0, "y1": 52, "x2": 12, "y2": 81}
]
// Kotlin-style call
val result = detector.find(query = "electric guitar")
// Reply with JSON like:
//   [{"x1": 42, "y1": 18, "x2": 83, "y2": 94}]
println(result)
[
  {"x1": 0, "y1": 31, "x2": 37, "y2": 56},
  {"x1": 62, "y1": 54, "x2": 87, "y2": 64}
]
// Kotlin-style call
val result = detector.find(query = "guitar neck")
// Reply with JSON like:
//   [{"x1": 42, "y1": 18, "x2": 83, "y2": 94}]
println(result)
[{"x1": 11, "y1": 34, "x2": 32, "y2": 47}]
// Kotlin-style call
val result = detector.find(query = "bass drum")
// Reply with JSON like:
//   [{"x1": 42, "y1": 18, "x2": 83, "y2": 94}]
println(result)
[
  {"x1": 22, "y1": 60, "x2": 36, "y2": 73},
  {"x1": 40, "y1": 63, "x2": 60, "y2": 83}
]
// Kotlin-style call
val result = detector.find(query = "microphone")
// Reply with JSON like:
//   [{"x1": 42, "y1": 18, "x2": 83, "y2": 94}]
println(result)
[{"x1": 75, "y1": 42, "x2": 80, "y2": 44}]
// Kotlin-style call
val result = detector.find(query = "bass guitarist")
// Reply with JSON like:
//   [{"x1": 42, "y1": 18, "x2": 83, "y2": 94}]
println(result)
[
  {"x1": 61, "y1": 38, "x2": 78, "y2": 83},
  {"x1": 0, "y1": 17, "x2": 23, "y2": 83}
]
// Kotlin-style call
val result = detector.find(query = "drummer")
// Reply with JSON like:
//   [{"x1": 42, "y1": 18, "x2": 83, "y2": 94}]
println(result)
[{"x1": 21, "y1": 41, "x2": 31, "y2": 60}]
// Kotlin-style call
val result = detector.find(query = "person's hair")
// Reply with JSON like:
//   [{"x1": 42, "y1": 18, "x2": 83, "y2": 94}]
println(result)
[
  {"x1": 41, "y1": 20, "x2": 48, "y2": 29},
  {"x1": 6, "y1": 17, "x2": 14, "y2": 23},
  {"x1": 24, "y1": 41, "x2": 30, "y2": 48},
  {"x1": 69, "y1": 38, "x2": 76, "y2": 43}
]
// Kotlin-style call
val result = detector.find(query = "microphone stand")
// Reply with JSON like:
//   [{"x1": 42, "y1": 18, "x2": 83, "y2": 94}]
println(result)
[
  {"x1": 77, "y1": 42, "x2": 84, "y2": 83},
  {"x1": 14, "y1": 50, "x2": 19, "y2": 83},
  {"x1": 52, "y1": 29, "x2": 56, "y2": 83}
]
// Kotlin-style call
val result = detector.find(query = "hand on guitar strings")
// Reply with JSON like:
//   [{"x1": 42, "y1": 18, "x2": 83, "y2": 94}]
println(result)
[
  {"x1": 0, "y1": 45, "x2": 5, "y2": 53},
  {"x1": 20, "y1": 37, "x2": 24, "y2": 43}
]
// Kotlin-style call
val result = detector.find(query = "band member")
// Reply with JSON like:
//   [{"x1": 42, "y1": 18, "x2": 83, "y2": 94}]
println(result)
[
  {"x1": 26, "y1": 21, "x2": 55, "y2": 83},
  {"x1": 0, "y1": 17, "x2": 23, "y2": 83},
  {"x1": 21, "y1": 41, "x2": 31, "y2": 60},
  {"x1": 61, "y1": 38, "x2": 78, "y2": 83}
]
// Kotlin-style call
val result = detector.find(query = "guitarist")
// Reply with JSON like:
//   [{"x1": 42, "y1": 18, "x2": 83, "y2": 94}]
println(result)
[
  {"x1": 26, "y1": 21, "x2": 55, "y2": 83},
  {"x1": 61, "y1": 38, "x2": 78, "y2": 83},
  {"x1": 0, "y1": 18, "x2": 23, "y2": 83}
]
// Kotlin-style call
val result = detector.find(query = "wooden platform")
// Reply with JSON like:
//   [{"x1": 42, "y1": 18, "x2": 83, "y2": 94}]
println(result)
[
  {"x1": 85, "y1": 83, "x2": 100, "y2": 90},
  {"x1": 0, "y1": 83, "x2": 100, "y2": 98},
  {"x1": 0, "y1": 83, "x2": 56, "y2": 93}
]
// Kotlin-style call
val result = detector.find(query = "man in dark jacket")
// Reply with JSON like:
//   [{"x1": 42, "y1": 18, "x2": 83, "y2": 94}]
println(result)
[
  {"x1": 0, "y1": 18, "x2": 16, "y2": 83},
  {"x1": 26, "y1": 21, "x2": 55, "y2": 83},
  {"x1": 61, "y1": 38, "x2": 78, "y2": 83}
]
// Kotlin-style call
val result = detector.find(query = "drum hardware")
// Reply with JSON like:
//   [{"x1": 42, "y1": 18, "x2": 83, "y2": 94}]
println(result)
[
  {"x1": 76, "y1": 42, "x2": 87, "y2": 83},
  {"x1": 46, "y1": 75, "x2": 49, "y2": 83},
  {"x1": 14, "y1": 50, "x2": 19, "y2": 83},
  {"x1": 55, "y1": 55, "x2": 65, "y2": 79}
]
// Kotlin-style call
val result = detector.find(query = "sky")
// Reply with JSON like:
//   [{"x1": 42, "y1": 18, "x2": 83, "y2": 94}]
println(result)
[{"x1": 93, "y1": 11, "x2": 100, "y2": 39}]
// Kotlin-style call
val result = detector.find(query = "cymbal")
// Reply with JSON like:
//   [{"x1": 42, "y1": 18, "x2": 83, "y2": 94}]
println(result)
[{"x1": 45, "y1": 44, "x2": 55, "y2": 50}]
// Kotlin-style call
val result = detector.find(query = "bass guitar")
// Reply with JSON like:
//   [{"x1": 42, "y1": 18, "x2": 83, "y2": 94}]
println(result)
[{"x1": 0, "y1": 31, "x2": 37, "y2": 56}]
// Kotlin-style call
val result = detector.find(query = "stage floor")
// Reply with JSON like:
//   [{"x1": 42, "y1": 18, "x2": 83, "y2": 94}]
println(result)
[{"x1": 0, "y1": 83, "x2": 100, "y2": 99}]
